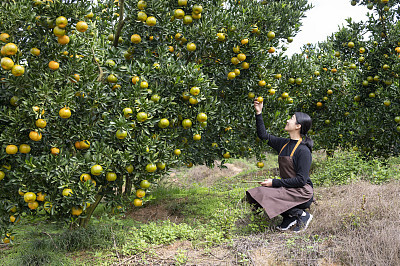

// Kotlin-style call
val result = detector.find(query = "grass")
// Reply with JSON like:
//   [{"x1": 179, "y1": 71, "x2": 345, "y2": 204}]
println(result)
[{"x1": 2, "y1": 152, "x2": 400, "y2": 265}]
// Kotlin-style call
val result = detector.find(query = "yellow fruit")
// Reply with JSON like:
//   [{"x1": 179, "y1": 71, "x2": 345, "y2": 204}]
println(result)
[
  {"x1": 56, "y1": 16, "x2": 68, "y2": 28},
  {"x1": 11, "y1": 65, "x2": 25, "y2": 76},
  {"x1": 91, "y1": 165, "x2": 103, "y2": 176},
  {"x1": 136, "y1": 189, "x2": 146, "y2": 198},
  {"x1": 4, "y1": 43, "x2": 18, "y2": 56},
  {"x1": 72, "y1": 206, "x2": 83, "y2": 216},
  {"x1": 35, "y1": 119, "x2": 47, "y2": 128},
  {"x1": 131, "y1": 34, "x2": 141, "y2": 44},
  {"x1": 126, "y1": 165, "x2": 134, "y2": 173},
  {"x1": 24, "y1": 192, "x2": 36, "y2": 203},
  {"x1": 44, "y1": 201, "x2": 52, "y2": 213},
  {"x1": 1, "y1": 57, "x2": 14, "y2": 70},
  {"x1": 76, "y1": 21, "x2": 88, "y2": 32},
  {"x1": 37, "y1": 192, "x2": 46, "y2": 201},
  {"x1": 62, "y1": 188, "x2": 73, "y2": 197},
  {"x1": 223, "y1": 152, "x2": 231, "y2": 159},
  {"x1": 145, "y1": 163, "x2": 157, "y2": 173},
  {"x1": 0, "y1": 171, "x2": 5, "y2": 181},
  {"x1": 57, "y1": 35, "x2": 70, "y2": 45},
  {"x1": 237, "y1": 53, "x2": 246, "y2": 61},
  {"x1": 146, "y1": 16, "x2": 157, "y2": 26},
  {"x1": 106, "y1": 172, "x2": 117, "y2": 181},
  {"x1": 133, "y1": 198, "x2": 142, "y2": 207},
  {"x1": 49, "y1": 60, "x2": 60, "y2": 70},
  {"x1": 19, "y1": 144, "x2": 31, "y2": 154},
  {"x1": 80, "y1": 173, "x2": 92, "y2": 182},
  {"x1": 59, "y1": 107, "x2": 71, "y2": 118},
  {"x1": 241, "y1": 62, "x2": 249, "y2": 69},
  {"x1": 187, "y1": 42, "x2": 196, "y2": 51},
  {"x1": 6, "y1": 145, "x2": 18, "y2": 154}
]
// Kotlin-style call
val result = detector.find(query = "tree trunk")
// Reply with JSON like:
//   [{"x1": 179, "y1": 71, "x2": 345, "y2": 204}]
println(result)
[
  {"x1": 124, "y1": 175, "x2": 132, "y2": 198},
  {"x1": 79, "y1": 186, "x2": 104, "y2": 228}
]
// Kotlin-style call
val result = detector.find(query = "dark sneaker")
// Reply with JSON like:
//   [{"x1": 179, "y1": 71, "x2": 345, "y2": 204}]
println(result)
[
  {"x1": 277, "y1": 215, "x2": 297, "y2": 231},
  {"x1": 292, "y1": 211, "x2": 313, "y2": 233}
]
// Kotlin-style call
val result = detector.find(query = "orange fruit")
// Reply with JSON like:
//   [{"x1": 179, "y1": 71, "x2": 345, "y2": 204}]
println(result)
[
  {"x1": 237, "y1": 53, "x2": 246, "y2": 61},
  {"x1": 136, "y1": 189, "x2": 146, "y2": 198},
  {"x1": 80, "y1": 173, "x2": 92, "y2": 182},
  {"x1": 24, "y1": 192, "x2": 36, "y2": 203},
  {"x1": 59, "y1": 107, "x2": 71, "y2": 118},
  {"x1": 51, "y1": 147, "x2": 60, "y2": 155},
  {"x1": 11, "y1": 65, "x2": 25, "y2": 76},
  {"x1": 57, "y1": 35, "x2": 70, "y2": 45},
  {"x1": 76, "y1": 21, "x2": 88, "y2": 32},
  {"x1": 35, "y1": 119, "x2": 47, "y2": 128},
  {"x1": 174, "y1": 9, "x2": 185, "y2": 19},
  {"x1": 53, "y1": 26, "x2": 66, "y2": 37},
  {"x1": 30, "y1": 47, "x2": 41, "y2": 56},
  {"x1": 227, "y1": 72, "x2": 236, "y2": 80},
  {"x1": 140, "y1": 180, "x2": 151, "y2": 188},
  {"x1": 137, "y1": 112, "x2": 148, "y2": 122},
  {"x1": 91, "y1": 164, "x2": 103, "y2": 176},
  {"x1": 193, "y1": 134, "x2": 201, "y2": 141},
  {"x1": 158, "y1": 118, "x2": 170, "y2": 128},
  {"x1": 36, "y1": 192, "x2": 46, "y2": 202},
  {"x1": 6, "y1": 145, "x2": 18, "y2": 154},
  {"x1": 187, "y1": 42, "x2": 196, "y2": 51},
  {"x1": 241, "y1": 62, "x2": 249, "y2": 69},
  {"x1": 62, "y1": 188, "x2": 73, "y2": 197},
  {"x1": 131, "y1": 34, "x2": 141, "y2": 44},
  {"x1": 1, "y1": 57, "x2": 14, "y2": 70},
  {"x1": 174, "y1": 149, "x2": 181, "y2": 156},
  {"x1": 56, "y1": 16, "x2": 68, "y2": 28},
  {"x1": 28, "y1": 201, "x2": 39, "y2": 210},
  {"x1": 29, "y1": 131, "x2": 42, "y2": 141},
  {"x1": 49, "y1": 61, "x2": 60, "y2": 70},
  {"x1": 145, "y1": 163, "x2": 157, "y2": 173},
  {"x1": 106, "y1": 172, "x2": 117, "y2": 181},
  {"x1": 146, "y1": 16, "x2": 157, "y2": 26},
  {"x1": 133, "y1": 198, "x2": 142, "y2": 207},
  {"x1": 72, "y1": 206, "x2": 83, "y2": 216},
  {"x1": 4, "y1": 43, "x2": 18, "y2": 55},
  {"x1": 0, "y1": 33, "x2": 10, "y2": 43},
  {"x1": 19, "y1": 144, "x2": 31, "y2": 154}
]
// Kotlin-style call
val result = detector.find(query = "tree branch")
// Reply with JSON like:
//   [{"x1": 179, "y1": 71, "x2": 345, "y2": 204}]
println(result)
[
  {"x1": 113, "y1": 0, "x2": 125, "y2": 47},
  {"x1": 91, "y1": 46, "x2": 103, "y2": 82}
]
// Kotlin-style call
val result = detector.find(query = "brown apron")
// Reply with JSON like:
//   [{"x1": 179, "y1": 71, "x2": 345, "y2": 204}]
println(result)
[{"x1": 247, "y1": 138, "x2": 313, "y2": 219}]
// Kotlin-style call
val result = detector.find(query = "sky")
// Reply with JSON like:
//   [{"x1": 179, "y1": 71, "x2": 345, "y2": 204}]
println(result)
[{"x1": 285, "y1": 0, "x2": 370, "y2": 56}]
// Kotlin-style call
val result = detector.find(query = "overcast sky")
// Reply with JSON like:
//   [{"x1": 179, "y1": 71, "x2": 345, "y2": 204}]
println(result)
[{"x1": 285, "y1": 0, "x2": 369, "y2": 56}]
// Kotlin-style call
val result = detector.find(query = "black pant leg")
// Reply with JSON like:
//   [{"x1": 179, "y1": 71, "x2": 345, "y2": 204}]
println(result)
[{"x1": 282, "y1": 196, "x2": 313, "y2": 217}]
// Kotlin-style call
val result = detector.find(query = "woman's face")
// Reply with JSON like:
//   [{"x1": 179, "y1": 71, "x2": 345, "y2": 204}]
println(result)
[{"x1": 285, "y1": 114, "x2": 301, "y2": 132}]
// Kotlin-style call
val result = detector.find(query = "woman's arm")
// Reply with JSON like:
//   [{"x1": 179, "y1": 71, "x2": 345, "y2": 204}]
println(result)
[{"x1": 254, "y1": 100, "x2": 288, "y2": 151}]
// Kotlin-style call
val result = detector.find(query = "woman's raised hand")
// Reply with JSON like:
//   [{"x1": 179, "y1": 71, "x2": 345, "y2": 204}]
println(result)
[{"x1": 254, "y1": 99, "x2": 263, "y2": 115}]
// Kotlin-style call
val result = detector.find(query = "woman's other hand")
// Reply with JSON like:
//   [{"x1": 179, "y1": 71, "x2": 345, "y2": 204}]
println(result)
[
  {"x1": 259, "y1": 179, "x2": 272, "y2": 187},
  {"x1": 254, "y1": 100, "x2": 263, "y2": 115}
]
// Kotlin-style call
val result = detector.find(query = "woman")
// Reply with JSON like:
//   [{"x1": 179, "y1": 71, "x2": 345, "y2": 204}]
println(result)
[{"x1": 246, "y1": 99, "x2": 314, "y2": 232}]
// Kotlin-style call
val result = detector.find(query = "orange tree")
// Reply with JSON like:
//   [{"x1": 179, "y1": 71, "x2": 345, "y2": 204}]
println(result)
[
  {"x1": 0, "y1": 0, "x2": 311, "y2": 239},
  {"x1": 290, "y1": 0, "x2": 400, "y2": 158}
]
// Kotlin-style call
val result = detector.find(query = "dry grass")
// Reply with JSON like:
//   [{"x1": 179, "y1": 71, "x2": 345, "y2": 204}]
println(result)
[
  {"x1": 252, "y1": 180, "x2": 400, "y2": 265},
  {"x1": 125, "y1": 157, "x2": 400, "y2": 265}
]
